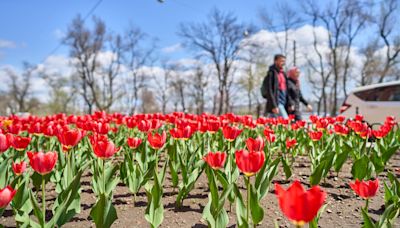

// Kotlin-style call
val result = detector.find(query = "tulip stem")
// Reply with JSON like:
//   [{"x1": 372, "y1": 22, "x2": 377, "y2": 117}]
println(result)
[
  {"x1": 42, "y1": 177, "x2": 46, "y2": 225},
  {"x1": 102, "y1": 159, "x2": 106, "y2": 194},
  {"x1": 364, "y1": 199, "x2": 369, "y2": 212},
  {"x1": 247, "y1": 176, "x2": 251, "y2": 226},
  {"x1": 155, "y1": 148, "x2": 159, "y2": 174}
]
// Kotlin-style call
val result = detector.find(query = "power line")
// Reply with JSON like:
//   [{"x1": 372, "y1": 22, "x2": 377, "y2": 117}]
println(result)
[{"x1": 39, "y1": 0, "x2": 104, "y2": 63}]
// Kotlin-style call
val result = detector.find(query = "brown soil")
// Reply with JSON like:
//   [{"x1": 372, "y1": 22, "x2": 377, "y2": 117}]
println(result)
[{"x1": 1, "y1": 153, "x2": 400, "y2": 228}]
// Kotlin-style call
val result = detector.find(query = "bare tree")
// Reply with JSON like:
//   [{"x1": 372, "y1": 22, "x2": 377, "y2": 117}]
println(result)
[
  {"x1": 153, "y1": 61, "x2": 176, "y2": 114},
  {"x1": 305, "y1": 15, "x2": 333, "y2": 116},
  {"x1": 123, "y1": 25, "x2": 157, "y2": 114},
  {"x1": 94, "y1": 33, "x2": 124, "y2": 111},
  {"x1": 64, "y1": 15, "x2": 106, "y2": 114},
  {"x1": 41, "y1": 72, "x2": 79, "y2": 114},
  {"x1": 238, "y1": 41, "x2": 268, "y2": 114},
  {"x1": 140, "y1": 88, "x2": 159, "y2": 113},
  {"x1": 3, "y1": 62, "x2": 37, "y2": 113},
  {"x1": 189, "y1": 61, "x2": 209, "y2": 114},
  {"x1": 358, "y1": 40, "x2": 381, "y2": 86},
  {"x1": 259, "y1": 0, "x2": 303, "y2": 63},
  {"x1": 376, "y1": 0, "x2": 400, "y2": 82},
  {"x1": 169, "y1": 64, "x2": 188, "y2": 112},
  {"x1": 302, "y1": 0, "x2": 368, "y2": 115},
  {"x1": 179, "y1": 8, "x2": 252, "y2": 114}
]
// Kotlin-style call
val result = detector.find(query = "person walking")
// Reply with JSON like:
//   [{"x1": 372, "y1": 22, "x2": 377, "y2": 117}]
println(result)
[
  {"x1": 286, "y1": 66, "x2": 312, "y2": 120},
  {"x1": 261, "y1": 54, "x2": 289, "y2": 118}
]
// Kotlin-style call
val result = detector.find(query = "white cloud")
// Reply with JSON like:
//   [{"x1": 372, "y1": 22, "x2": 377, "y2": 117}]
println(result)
[
  {"x1": 0, "y1": 39, "x2": 17, "y2": 49},
  {"x1": 162, "y1": 43, "x2": 183, "y2": 53},
  {"x1": 38, "y1": 55, "x2": 74, "y2": 76},
  {"x1": 169, "y1": 58, "x2": 201, "y2": 66},
  {"x1": 53, "y1": 29, "x2": 65, "y2": 40}
]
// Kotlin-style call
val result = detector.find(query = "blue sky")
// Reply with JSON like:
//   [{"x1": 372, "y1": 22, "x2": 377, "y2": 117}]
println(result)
[{"x1": 0, "y1": 0, "x2": 281, "y2": 67}]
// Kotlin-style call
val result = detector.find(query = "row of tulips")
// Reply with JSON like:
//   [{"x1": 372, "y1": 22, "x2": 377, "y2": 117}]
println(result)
[{"x1": 0, "y1": 111, "x2": 398, "y2": 227}]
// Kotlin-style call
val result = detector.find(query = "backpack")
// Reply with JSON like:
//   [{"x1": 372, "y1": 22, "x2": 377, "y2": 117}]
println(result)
[{"x1": 261, "y1": 76, "x2": 268, "y2": 99}]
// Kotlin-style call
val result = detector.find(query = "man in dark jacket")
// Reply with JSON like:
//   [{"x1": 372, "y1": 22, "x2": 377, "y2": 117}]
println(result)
[{"x1": 261, "y1": 54, "x2": 289, "y2": 118}]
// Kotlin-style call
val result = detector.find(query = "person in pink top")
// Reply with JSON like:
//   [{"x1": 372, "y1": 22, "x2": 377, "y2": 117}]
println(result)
[{"x1": 286, "y1": 66, "x2": 313, "y2": 120}]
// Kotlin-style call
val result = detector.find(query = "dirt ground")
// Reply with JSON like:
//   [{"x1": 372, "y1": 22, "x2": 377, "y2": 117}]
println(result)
[{"x1": 1, "y1": 153, "x2": 400, "y2": 228}]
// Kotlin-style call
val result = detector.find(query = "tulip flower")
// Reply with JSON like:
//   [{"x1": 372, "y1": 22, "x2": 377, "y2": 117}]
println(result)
[
  {"x1": 206, "y1": 120, "x2": 221, "y2": 133},
  {"x1": 0, "y1": 186, "x2": 16, "y2": 208},
  {"x1": 7, "y1": 123, "x2": 22, "y2": 135},
  {"x1": 203, "y1": 151, "x2": 226, "y2": 170},
  {"x1": 350, "y1": 179, "x2": 379, "y2": 213},
  {"x1": 316, "y1": 119, "x2": 328, "y2": 130},
  {"x1": 335, "y1": 115, "x2": 346, "y2": 123},
  {"x1": 170, "y1": 126, "x2": 195, "y2": 140},
  {"x1": 235, "y1": 149, "x2": 266, "y2": 226},
  {"x1": 127, "y1": 137, "x2": 142, "y2": 149},
  {"x1": 0, "y1": 133, "x2": 10, "y2": 152},
  {"x1": 349, "y1": 179, "x2": 379, "y2": 200},
  {"x1": 355, "y1": 114, "x2": 364, "y2": 122},
  {"x1": 308, "y1": 131, "x2": 323, "y2": 141},
  {"x1": 91, "y1": 137, "x2": 119, "y2": 159},
  {"x1": 334, "y1": 124, "x2": 349, "y2": 136},
  {"x1": 222, "y1": 125, "x2": 242, "y2": 142},
  {"x1": 264, "y1": 128, "x2": 276, "y2": 143},
  {"x1": 275, "y1": 180, "x2": 326, "y2": 226},
  {"x1": 10, "y1": 135, "x2": 31, "y2": 151},
  {"x1": 235, "y1": 150, "x2": 265, "y2": 177},
  {"x1": 372, "y1": 130, "x2": 388, "y2": 139},
  {"x1": 245, "y1": 136, "x2": 265, "y2": 152},
  {"x1": 27, "y1": 151, "x2": 58, "y2": 175},
  {"x1": 286, "y1": 138, "x2": 297, "y2": 149},
  {"x1": 147, "y1": 131, "x2": 167, "y2": 150},
  {"x1": 57, "y1": 128, "x2": 85, "y2": 152},
  {"x1": 12, "y1": 161, "x2": 27, "y2": 176},
  {"x1": 138, "y1": 120, "x2": 152, "y2": 132}
]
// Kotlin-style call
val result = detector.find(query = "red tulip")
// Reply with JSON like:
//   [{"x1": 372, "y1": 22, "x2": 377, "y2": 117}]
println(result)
[
  {"x1": 10, "y1": 135, "x2": 31, "y2": 151},
  {"x1": 245, "y1": 136, "x2": 265, "y2": 152},
  {"x1": 316, "y1": 119, "x2": 328, "y2": 130},
  {"x1": 91, "y1": 137, "x2": 119, "y2": 159},
  {"x1": 170, "y1": 126, "x2": 195, "y2": 140},
  {"x1": 147, "y1": 131, "x2": 167, "y2": 150},
  {"x1": 203, "y1": 151, "x2": 226, "y2": 170},
  {"x1": 138, "y1": 120, "x2": 151, "y2": 132},
  {"x1": 334, "y1": 124, "x2": 349, "y2": 136},
  {"x1": 286, "y1": 138, "x2": 297, "y2": 149},
  {"x1": 355, "y1": 114, "x2": 364, "y2": 122},
  {"x1": 308, "y1": 131, "x2": 323, "y2": 141},
  {"x1": 291, "y1": 123, "x2": 300, "y2": 130},
  {"x1": 335, "y1": 115, "x2": 346, "y2": 123},
  {"x1": 7, "y1": 123, "x2": 22, "y2": 135},
  {"x1": 222, "y1": 125, "x2": 242, "y2": 142},
  {"x1": 349, "y1": 179, "x2": 379, "y2": 199},
  {"x1": 127, "y1": 137, "x2": 142, "y2": 149},
  {"x1": 0, "y1": 186, "x2": 16, "y2": 208},
  {"x1": 235, "y1": 150, "x2": 265, "y2": 177},
  {"x1": 359, "y1": 128, "x2": 372, "y2": 139},
  {"x1": 57, "y1": 128, "x2": 85, "y2": 151},
  {"x1": 372, "y1": 130, "x2": 388, "y2": 139},
  {"x1": 0, "y1": 133, "x2": 10, "y2": 152},
  {"x1": 91, "y1": 122, "x2": 110, "y2": 135},
  {"x1": 206, "y1": 120, "x2": 221, "y2": 133},
  {"x1": 275, "y1": 180, "x2": 326, "y2": 226},
  {"x1": 264, "y1": 128, "x2": 276, "y2": 143},
  {"x1": 27, "y1": 151, "x2": 58, "y2": 175},
  {"x1": 12, "y1": 161, "x2": 27, "y2": 176}
]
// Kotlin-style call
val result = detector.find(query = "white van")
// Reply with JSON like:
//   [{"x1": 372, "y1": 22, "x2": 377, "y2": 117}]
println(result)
[{"x1": 340, "y1": 80, "x2": 400, "y2": 124}]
